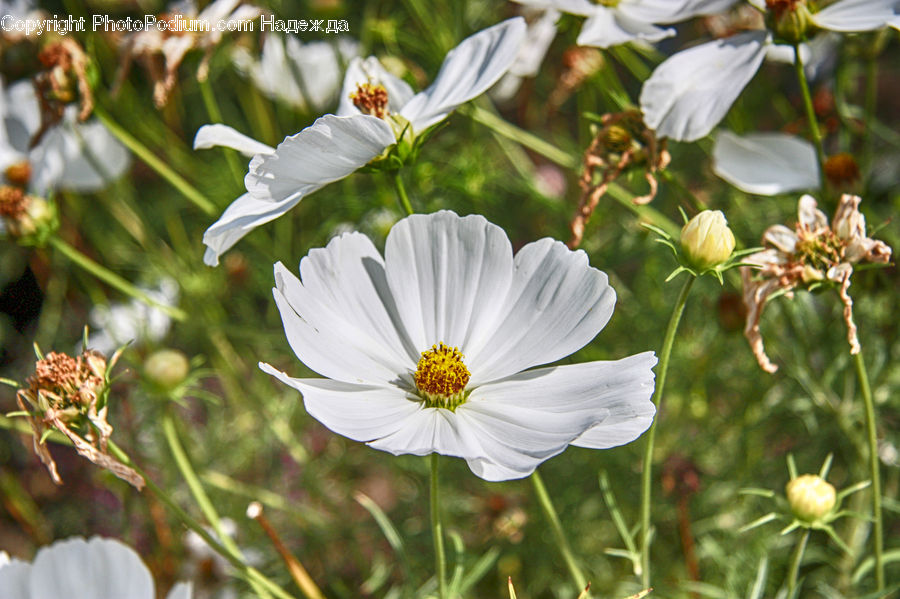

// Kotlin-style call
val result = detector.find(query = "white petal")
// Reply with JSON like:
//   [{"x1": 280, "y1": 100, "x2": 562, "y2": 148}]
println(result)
[
  {"x1": 466, "y1": 237, "x2": 616, "y2": 384},
  {"x1": 383, "y1": 211, "x2": 515, "y2": 358},
  {"x1": 509, "y1": 9, "x2": 560, "y2": 77},
  {"x1": 286, "y1": 38, "x2": 359, "y2": 112},
  {"x1": 509, "y1": 0, "x2": 596, "y2": 16},
  {"x1": 166, "y1": 582, "x2": 193, "y2": 599},
  {"x1": 0, "y1": 557, "x2": 32, "y2": 599},
  {"x1": 813, "y1": 0, "x2": 898, "y2": 32},
  {"x1": 712, "y1": 130, "x2": 820, "y2": 195},
  {"x1": 337, "y1": 56, "x2": 415, "y2": 118},
  {"x1": 269, "y1": 233, "x2": 418, "y2": 385},
  {"x1": 640, "y1": 31, "x2": 767, "y2": 141},
  {"x1": 626, "y1": 0, "x2": 739, "y2": 23},
  {"x1": 202, "y1": 192, "x2": 302, "y2": 266},
  {"x1": 261, "y1": 364, "x2": 423, "y2": 441},
  {"x1": 577, "y1": 8, "x2": 674, "y2": 47},
  {"x1": 400, "y1": 17, "x2": 527, "y2": 133},
  {"x1": 4, "y1": 80, "x2": 41, "y2": 141},
  {"x1": 193, "y1": 124, "x2": 274, "y2": 156},
  {"x1": 30, "y1": 537, "x2": 154, "y2": 599},
  {"x1": 763, "y1": 224, "x2": 798, "y2": 253},
  {"x1": 245, "y1": 113, "x2": 394, "y2": 202},
  {"x1": 797, "y1": 194, "x2": 828, "y2": 229}
]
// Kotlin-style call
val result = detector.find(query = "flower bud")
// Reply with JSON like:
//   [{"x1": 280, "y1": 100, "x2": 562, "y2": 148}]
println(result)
[
  {"x1": 144, "y1": 349, "x2": 190, "y2": 391},
  {"x1": 766, "y1": 0, "x2": 815, "y2": 44},
  {"x1": 785, "y1": 474, "x2": 836, "y2": 522},
  {"x1": 680, "y1": 210, "x2": 735, "y2": 270}
]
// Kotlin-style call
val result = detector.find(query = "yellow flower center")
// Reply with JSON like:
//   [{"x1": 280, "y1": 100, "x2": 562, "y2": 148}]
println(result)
[
  {"x1": 414, "y1": 342, "x2": 470, "y2": 410},
  {"x1": 350, "y1": 83, "x2": 390, "y2": 119}
]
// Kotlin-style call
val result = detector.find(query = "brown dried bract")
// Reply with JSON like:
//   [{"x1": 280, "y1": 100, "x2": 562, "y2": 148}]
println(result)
[
  {"x1": 569, "y1": 110, "x2": 670, "y2": 248},
  {"x1": 16, "y1": 349, "x2": 144, "y2": 490},
  {"x1": 740, "y1": 194, "x2": 892, "y2": 373},
  {"x1": 0, "y1": 186, "x2": 29, "y2": 220},
  {"x1": 32, "y1": 39, "x2": 94, "y2": 145}
]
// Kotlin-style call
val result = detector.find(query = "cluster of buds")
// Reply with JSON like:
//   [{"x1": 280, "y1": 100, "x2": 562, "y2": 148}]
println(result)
[
  {"x1": 570, "y1": 110, "x2": 671, "y2": 248},
  {"x1": 740, "y1": 194, "x2": 891, "y2": 373},
  {"x1": 14, "y1": 347, "x2": 144, "y2": 489},
  {"x1": 0, "y1": 184, "x2": 57, "y2": 244}
]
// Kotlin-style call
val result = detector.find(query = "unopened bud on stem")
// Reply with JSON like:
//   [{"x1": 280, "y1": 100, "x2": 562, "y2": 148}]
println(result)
[
  {"x1": 680, "y1": 210, "x2": 735, "y2": 271},
  {"x1": 786, "y1": 474, "x2": 836, "y2": 521}
]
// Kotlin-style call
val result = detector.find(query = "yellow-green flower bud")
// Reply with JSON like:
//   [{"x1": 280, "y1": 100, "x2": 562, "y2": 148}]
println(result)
[
  {"x1": 785, "y1": 474, "x2": 836, "y2": 522},
  {"x1": 766, "y1": 0, "x2": 815, "y2": 44},
  {"x1": 680, "y1": 210, "x2": 736, "y2": 270},
  {"x1": 144, "y1": 349, "x2": 190, "y2": 391}
]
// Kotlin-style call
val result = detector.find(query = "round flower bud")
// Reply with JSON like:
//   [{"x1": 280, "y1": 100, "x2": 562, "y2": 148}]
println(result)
[
  {"x1": 680, "y1": 210, "x2": 736, "y2": 270},
  {"x1": 785, "y1": 474, "x2": 836, "y2": 522},
  {"x1": 144, "y1": 349, "x2": 190, "y2": 391}
]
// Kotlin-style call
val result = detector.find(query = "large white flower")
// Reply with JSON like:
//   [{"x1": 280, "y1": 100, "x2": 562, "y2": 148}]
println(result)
[
  {"x1": 640, "y1": 0, "x2": 900, "y2": 141},
  {"x1": 195, "y1": 17, "x2": 526, "y2": 266},
  {"x1": 712, "y1": 130, "x2": 819, "y2": 195},
  {"x1": 512, "y1": 0, "x2": 737, "y2": 48},
  {"x1": 261, "y1": 211, "x2": 657, "y2": 482},
  {"x1": 232, "y1": 34, "x2": 359, "y2": 113},
  {"x1": 0, "y1": 536, "x2": 192, "y2": 599},
  {"x1": 0, "y1": 78, "x2": 130, "y2": 195}
]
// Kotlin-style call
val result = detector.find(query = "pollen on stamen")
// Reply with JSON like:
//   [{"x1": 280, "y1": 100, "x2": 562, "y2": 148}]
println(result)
[
  {"x1": 414, "y1": 342, "x2": 470, "y2": 410},
  {"x1": 350, "y1": 83, "x2": 389, "y2": 119}
]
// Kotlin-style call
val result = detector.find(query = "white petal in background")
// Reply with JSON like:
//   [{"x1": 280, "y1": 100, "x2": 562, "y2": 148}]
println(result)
[
  {"x1": 712, "y1": 130, "x2": 820, "y2": 195},
  {"x1": 812, "y1": 0, "x2": 899, "y2": 32},
  {"x1": 202, "y1": 192, "x2": 300, "y2": 266},
  {"x1": 491, "y1": 8, "x2": 560, "y2": 102},
  {"x1": 577, "y1": 8, "x2": 674, "y2": 48},
  {"x1": 193, "y1": 123, "x2": 274, "y2": 156},
  {"x1": 510, "y1": 0, "x2": 595, "y2": 17},
  {"x1": 640, "y1": 31, "x2": 768, "y2": 142},
  {"x1": 400, "y1": 17, "x2": 527, "y2": 133}
]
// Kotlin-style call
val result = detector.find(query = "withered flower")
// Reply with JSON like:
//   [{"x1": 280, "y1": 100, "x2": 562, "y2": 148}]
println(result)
[
  {"x1": 570, "y1": 110, "x2": 670, "y2": 248},
  {"x1": 741, "y1": 194, "x2": 892, "y2": 373},
  {"x1": 15, "y1": 348, "x2": 144, "y2": 489},
  {"x1": 33, "y1": 39, "x2": 94, "y2": 141}
]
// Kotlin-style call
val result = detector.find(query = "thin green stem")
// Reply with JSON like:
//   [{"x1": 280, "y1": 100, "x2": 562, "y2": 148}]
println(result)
[
  {"x1": 199, "y1": 77, "x2": 245, "y2": 186},
  {"x1": 853, "y1": 350, "x2": 884, "y2": 590},
  {"x1": 430, "y1": 453, "x2": 447, "y2": 599},
  {"x1": 531, "y1": 469, "x2": 588, "y2": 594},
  {"x1": 394, "y1": 172, "x2": 414, "y2": 216},
  {"x1": 93, "y1": 106, "x2": 216, "y2": 215},
  {"x1": 640, "y1": 275, "x2": 695, "y2": 588},
  {"x1": 793, "y1": 44, "x2": 826, "y2": 179},
  {"x1": 787, "y1": 529, "x2": 811, "y2": 596},
  {"x1": 105, "y1": 440, "x2": 297, "y2": 599},
  {"x1": 48, "y1": 236, "x2": 187, "y2": 322}
]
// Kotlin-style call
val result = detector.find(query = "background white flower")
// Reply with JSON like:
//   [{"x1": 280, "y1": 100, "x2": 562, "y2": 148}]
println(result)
[
  {"x1": 261, "y1": 211, "x2": 657, "y2": 481},
  {"x1": 0, "y1": 536, "x2": 192, "y2": 599},
  {"x1": 87, "y1": 278, "x2": 180, "y2": 354},
  {"x1": 196, "y1": 17, "x2": 526, "y2": 266},
  {"x1": 712, "y1": 130, "x2": 820, "y2": 195},
  {"x1": 0, "y1": 78, "x2": 130, "y2": 195}
]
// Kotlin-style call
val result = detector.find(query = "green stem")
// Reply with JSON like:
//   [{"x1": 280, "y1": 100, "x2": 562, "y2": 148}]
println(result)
[
  {"x1": 430, "y1": 453, "x2": 447, "y2": 599},
  {"x1": 862, "y1": 53, "x2": 878, "y2": 174},
  {"x1": 640, "y1": 275, "x2": 695, "y2": 588},
  {"x1": 105, "y1": 440, "x2": 297, "y2": 599},
  {"x1": 787, "y1": 529, "x2": 811, "y2": 596},
  {"x1": 531, "y1": 469, "x2": 588, "y2": 594},
  {"x1": 393, "y1": 172, "x2": 414, "y2": 216},
  {"x1": 93, "y1": 107, "x2": 216, "y2": 215},
  {"x1": 853, "y1": 350, "x2": 884, "y2": 590},
  {"x1": 199, "y1": 76, "x2": 245, "y2": 186},
  {"x1": 48, "y1": 236, "x2": 187, "y2": 322},
  {"x1": 793, "y1": 44, "x2": 826, "y2": 180}
]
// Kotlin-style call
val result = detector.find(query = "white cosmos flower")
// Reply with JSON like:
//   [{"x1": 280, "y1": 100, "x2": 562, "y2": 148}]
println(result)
[
  {"x1": 0, "y1": 536, "x2": 192, "y2": 599},
  {"x1": 511, "y1": 0, "x2": 737, "y2": 48},
  {"x1": 0, "y1": 78, "x2": 130, "y2": 195},
  {"x1": 260, "y1": 211, "x2": 657, "y2": 482},
  {"x1": 641, "y1": 0, "x2": 900, "y2": 141},
  {"x1": 195, "y1": 17, "x2": 525, "y2": 266},
  {"x1": 712, "y1": 130, "x2": 820, "y2": 195},
  {"x1": 232, "y1": 34, "x2": 359, "y2": 113},
  {"x1": 87, "y1": 278, "x2": 180, "y2": 354}
]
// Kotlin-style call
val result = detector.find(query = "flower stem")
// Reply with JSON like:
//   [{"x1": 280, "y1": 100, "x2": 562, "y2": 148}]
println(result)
[
  {"x1": 786, "y1": 529, "x2": 811, "y2": 596},
  {"x1": 394, "y1": 172, "x2": 414, "y2": 216},
  {"x1": 430, "y1": 453, "x2": 447, "y2": 599},
  {"x1": 531, "y1": 469, "x2": 588, "y2": 594},
  {"x1": 640, "y1": 275, "x2": 695, "y2": 588},
  {"x1": 792, "y1": 44, "x2": 826, "y2": 180},
  {"x1": 93, "y1": 106, "x2": 216, "y2": 215},
  {"x1": 853, "y1": 350, "x2": 884, "y2": 590},
  {"x1": 105, "y1": 440, "x2": 297, "y2": 599},
  {"x1": 48, "y1": 236, "x2": 187, "y2": 322}
]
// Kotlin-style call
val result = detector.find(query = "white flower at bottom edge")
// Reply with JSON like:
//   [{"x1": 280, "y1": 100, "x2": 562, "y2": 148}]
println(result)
[
  {"x1": 0, "y1": 536, "x2": 192, "y2": 599},
  {"x1": 194, "y1": 17, "x2": 526, "y2": 266},
  {"x1": 260, "y1": 211, "x2": 657, "y2": 482}
]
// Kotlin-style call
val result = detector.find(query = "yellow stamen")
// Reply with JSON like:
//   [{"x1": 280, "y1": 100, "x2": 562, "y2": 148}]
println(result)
[
  {"x1": 350, "y1": 83, "x2": 389, "y2": 119},
  {"x1": 414, "y1": 342, "x2": 470, "y2": 410}
]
